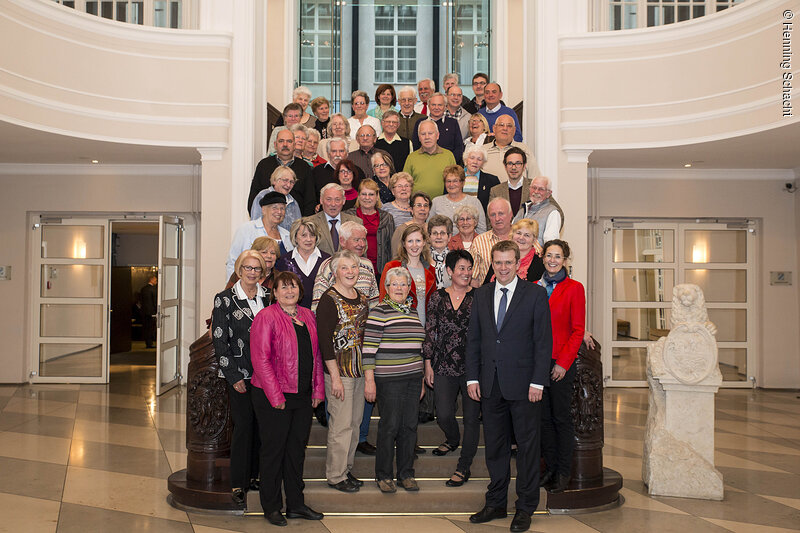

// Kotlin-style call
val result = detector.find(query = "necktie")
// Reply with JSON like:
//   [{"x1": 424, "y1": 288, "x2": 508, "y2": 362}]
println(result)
[
  {"x1": 422, "y1": 103, "x2": 427, "y2": 115},
  {"x1": 330, "y1": 219, "x2": 339, "y2": 250},
  {"x1": 497, "y1": 287, "x2": 508, "y2": 330}
]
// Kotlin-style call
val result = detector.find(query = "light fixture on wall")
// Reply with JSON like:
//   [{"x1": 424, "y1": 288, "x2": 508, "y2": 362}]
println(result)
[
  {"x1": 692, "y1": 243, "x2": 708, "y2": 263},
  {"x1": 684, "y1": 163, "x2": 692, "y2": 168},
  {"x1": 91, "y1": 159, "x2": 99, "y2": 164}
]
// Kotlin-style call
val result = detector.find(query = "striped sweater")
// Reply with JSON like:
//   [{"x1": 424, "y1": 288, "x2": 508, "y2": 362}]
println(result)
[{"x1": 362, "y1": 303, "x2": 425, "y2": 380}]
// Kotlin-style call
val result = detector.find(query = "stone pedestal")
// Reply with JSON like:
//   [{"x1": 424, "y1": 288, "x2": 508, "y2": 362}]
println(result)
[
  {"x1": 546, "y1": 338, "x2": 624, "y2": 513},
  {"x1": 643, "y1": 284, "x2": 723, "y2": 500},
  {"x1": 168, "y1": 333, "x2": 241, "y2": 512}
]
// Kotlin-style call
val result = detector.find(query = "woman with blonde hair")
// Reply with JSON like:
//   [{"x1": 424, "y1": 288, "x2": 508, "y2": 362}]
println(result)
[
  {"x1": 379, "y1": 223, "x2": 436, "y2": 326},
  {"x1": 463, "y1": 113, "x2": 492, "y2": 149},
  {"x1": 348, "y1": 90, "x2": 382, "y2": 141},
  {"x1": 318, "y1": 113, "x2": 358, "y2": 158},
  {"x1": 274, "y1": 218, "x2": 330, "y2": 308},
  {"x1": 346, "y1": 179, "x2": 395, "y2": 274}
]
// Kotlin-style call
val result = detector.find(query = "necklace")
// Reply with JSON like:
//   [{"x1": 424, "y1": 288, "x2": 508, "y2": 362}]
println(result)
[{"x1": 280, "y1": 305, "x2": 298, "y2": 318}]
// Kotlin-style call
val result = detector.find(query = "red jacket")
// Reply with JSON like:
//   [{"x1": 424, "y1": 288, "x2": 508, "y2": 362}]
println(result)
[
  {"x1": 543, "y1": 277, "x2": 586, "y2": 371},
  {"x1": 250, "y1": 304, "x2": 325, "y2": 407},
  {"x1": 378, "y1": 260, "x2": 436, "y2": 311}
]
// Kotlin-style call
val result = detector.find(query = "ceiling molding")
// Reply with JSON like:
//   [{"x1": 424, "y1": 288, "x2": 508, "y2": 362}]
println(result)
[
  {"x1": 0, "y1": 163, "x2": 196, "y2": 176},
  {"x1": 593, "y1": 168, "x2": 795, "y2": 181}
]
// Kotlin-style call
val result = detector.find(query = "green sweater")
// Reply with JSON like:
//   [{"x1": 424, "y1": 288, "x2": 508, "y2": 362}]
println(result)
[
  {"x1": 402, "y1": 147, "x2": 456, "y2": 200},
  {"x1": 362, "y1": 303, "x2": 425, "y2": 380}
]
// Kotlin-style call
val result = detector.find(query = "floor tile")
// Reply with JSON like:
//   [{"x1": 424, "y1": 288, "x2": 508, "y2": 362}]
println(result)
[
  {"x1": 326, "y1": 516, "x2": 465, "y2": 533},
  {"x1": 5, "y1": 414, "x2": 75, "y2": 439},
  {"x1": 0, "y1": 492, "x2": 60, "y2": 533},
  {"x1": 56, "y1": 502, "x2": 193, "y2": 533},
  {"x1": 77, "y1": 390, "x2": 146, "y2": 409},
  {"x1": 0, "y1": 385, "x2": 18, "y2": 397},
  {"x1": 716, "y1": 448, "x2": 800, "y2": 475},
  {"x1": 0, "y1": 410, "x2": 38, "y2": 431},
  {"x1": 13, "y1": 387, "x2": 80, "y2": 403},
  {"x1": 617, "y1": 487, "x2": 687, "y2": 515},
  {"x1": 188, "y1": 514, "x2": 326, "y2": 533},
  {"x1": 717, "y1": 466, "x2": 800, "y2": 499},
  {"x1": 448, "y1": 513, "x2": 599, "y2": 532},
  {"x1": 68, "y1": 440, "x2": 173, "y2": 478},
  {"x1": 152, "y1": 410, "x2": 185, "y2": 431},
  {"x1": 0, "y1": 431, "x2": 71, "y2": 464},
  {"x1": 714, "y1": 433, "x2": 800, "y2": 456},
  {"x1": 164, "y1": 450, "x2": 187, "y2": 473},
  {"x1": 656, "y1": 489, "x2": 800, "y2": 530},
  {"x1": 71, "y1": 419, "x2": 163, "y2": 450},
  {"x1": 701, "y1": 518, "x2": 800, "y2": 533},
  {"x1": 156, "y1": 427, "x2": 187, "y2": 453},
  {"x1": 759, "y1": 494, "x2": 800, "y2": 512},
  {"x1": 713, "y1": 450, "x2": 788, "y2": 474},
  {"x1": 74, "y1": 403, "x2": 154, "y2": 427},
  {"x1": 191, "y1": 526, "x2": 244, "y2": 533},
  {"x1": 601, "y1": 455, "x2": 643, "y2": 483},
  {"x1": 2, "y1": 397, "x2": 76, "y2": 417},
  {"x1": 603, "y1": 437, "x2": 644, "y2": 457},
  {"x1": 573, "y1": 506, "x2": 732, "y2": 533},
  {"x1": 62, "y1": 466, "x2": 189, "y2": 522},
  {"x1": 0, "y1": 456, "x2": 67, "y2": 501}
]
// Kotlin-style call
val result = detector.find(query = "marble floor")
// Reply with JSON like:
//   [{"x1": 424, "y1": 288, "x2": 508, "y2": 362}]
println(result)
[{"x1": 1, "y1": 361, "x2": 799, "y2": 533}]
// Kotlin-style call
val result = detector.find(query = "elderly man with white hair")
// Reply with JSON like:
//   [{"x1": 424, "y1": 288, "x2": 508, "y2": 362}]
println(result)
[
  {"x1": 403, "y1": 119, "x2": 456, "y2": 200},
  {"x1": 513, "y1": 175, "x2": 565, "y2": 245},
  {"x1": 312, "y1": 137, "x2": 365, "y2": 200},
  {"x1": 306, "y1": 183, "x2": 361, "y2": 256},
  {"x1": 349, "y1": 125, "x2": 387, "y2": 180},
  {"x1": 469, "y1": 197, "x2": 514, "y2": 285},
  {"x1": 415, "y1": 78, "x2": 436, "y2": 115},
  {"x1": 397, "y1": 86, "x2": 425, "y2": 140}
]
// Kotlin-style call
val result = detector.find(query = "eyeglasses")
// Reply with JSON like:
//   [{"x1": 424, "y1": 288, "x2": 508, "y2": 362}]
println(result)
[
  {"x1": 505, "y1": 161, "x2": 524, "y2": 167},
  {"x1": 389, "y1": 282, "x2": 409, "y2": 287},
  {"x1": 372, "y1": 162, "x2": 389, "y2": 169},
  {"x1": 430, "y1": 230, "x2": 449, "y2": 237},
  {"x1": 457, "y1": 217, "x2": 475, "y2": 223},
  {"x1": 383, "y1": 120, "x2": 399, "y2": 126},
  {"x1": 394, "y1": 183, "x2": 411, "y2": 189},
  {"x1": 241, "y1": 266, "x2": 263, "y2": 273},
  {"x1": 357, "y1": 133, "x2": 375, "y2": 139},
  {"x1": 472, "y1": 80, "x2": 487, "y2": 86},
  {"x1": 413, "y1": 203, "x2": 430, "y2": 208}
]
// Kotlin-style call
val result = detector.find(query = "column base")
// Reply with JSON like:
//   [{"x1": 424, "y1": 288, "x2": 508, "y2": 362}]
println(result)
[{"x1": 546, "y1": 467, "x2": 624, "y2": 514}]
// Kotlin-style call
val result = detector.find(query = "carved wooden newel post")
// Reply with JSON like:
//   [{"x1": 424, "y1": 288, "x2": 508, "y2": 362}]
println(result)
[
  {"x1": 168, "y1": 333, "x2": 241, "y2": 511},
  {"x1": 546, "y1": 339, "x2": 624, "y2": 513}
]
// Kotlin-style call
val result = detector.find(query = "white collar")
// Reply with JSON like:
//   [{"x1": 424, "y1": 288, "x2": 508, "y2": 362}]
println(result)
[
  {"x1": 508, "y1": 178, "x2": 524, "y2": 190},
  {"x1": 233, "y1": 280, "x2": 266, "y2": 300},
  {"x1": 485, "y1": 103, "x2": 501, "y2": 113},
  {"x1": 325, "y1": 212, "x2": 342, "y2": 223},
  {"x1": 495, "y1": 275, "x2": 518, "y2": 294}
]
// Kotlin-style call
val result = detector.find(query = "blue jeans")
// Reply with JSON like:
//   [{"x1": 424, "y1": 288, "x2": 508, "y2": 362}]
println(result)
[{"x1": 359, "y1": 400, "x2": 374, "y2": 443}]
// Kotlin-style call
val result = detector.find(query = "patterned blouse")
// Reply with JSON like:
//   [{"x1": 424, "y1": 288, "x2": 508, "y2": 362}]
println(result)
[{"x1": 421, "y1": 288, "x2": 475, "y2": 377}]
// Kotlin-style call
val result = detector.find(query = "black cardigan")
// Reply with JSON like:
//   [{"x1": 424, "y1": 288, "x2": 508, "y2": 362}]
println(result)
[{"x1": 210, "y1": 287, "x2": 270, "y2": 385}]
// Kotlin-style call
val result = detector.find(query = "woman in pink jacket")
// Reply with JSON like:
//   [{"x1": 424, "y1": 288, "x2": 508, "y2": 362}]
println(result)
[{"x1": 250, "y1": 271, "x2": 325, "y2": 526}]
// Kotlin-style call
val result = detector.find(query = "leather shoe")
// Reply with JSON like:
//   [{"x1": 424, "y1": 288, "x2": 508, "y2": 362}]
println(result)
[
  {"x1": 469, "y1": 505, "x2": 507, "y2": 524},
  {"x1": 445, "y1": 470, "x2": 470, "y2": 487},
  {"x1": 231, "y1": 488, "x2": 245, "y2": 506},
  {"x1": 356, "y1": 441, "x2": 376, "y2": 455},
  {"x1": 510, "y1": 509, "x2": 531, "y2": 532},
  {"x1": 265, "y1": 510, "x2": 287, "y2": 526},
  {"x1": 346, "y1": 471, "x2": 364, "y2": 487},
  {"x1": 285, "y1": 505, "x2": 323, "y2": 520},
  {"x1": 539, "y1": 470, "x2": 556, "y2": 488},
  {"x1": 249, "y1": 478, "x2": 260, "y2": 491},
  {"x1": 549, "y1": 474, "x2": 570, "y2": 494},
  {"x1": 328, "y1": 479, "x2": 359, "y2": 493},
  {"x1": 418, "y1": 412, "x2": 435, "y2": 424},
  {"x1": 314, "y1": 404, "x2": 328, "y2": 427}
]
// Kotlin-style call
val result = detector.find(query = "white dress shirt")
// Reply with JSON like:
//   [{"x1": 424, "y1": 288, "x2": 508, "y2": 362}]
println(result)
[
  {"x1": 292, "y1": 247, "x2": 322, "y2": 278},
  {"x1": 232, "y1": 280, "x2": 267, "y2": 317}
]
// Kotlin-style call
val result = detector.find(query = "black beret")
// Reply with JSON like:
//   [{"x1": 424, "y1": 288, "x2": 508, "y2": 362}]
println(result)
[{"x1": 260, "y1": 191, "x2": 287, "y2": 207}]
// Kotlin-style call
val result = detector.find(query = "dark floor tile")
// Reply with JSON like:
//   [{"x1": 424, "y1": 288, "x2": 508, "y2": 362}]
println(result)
[
  {"x1": 6, "y1": 414, "x2": 75, "y2": 438},
  {"x1": 56, "y1": 503, "x2": 192, "y2": 533},
  {"x1": 74, "y1": 403, "x2": 154, "y2": 427},
  {"x1": 603, "y1": 422, "x2": 644, "y2": 440},
  {"x1": 717, "y1": 448, "x2": 800, "y2": 475},
  {"x1": 655, "y1": 489, "x2": 800, "y2": 530},
  {"x1": 156, "y1": 428, "x2": 187, "y2": 453},
  {"x1": 0, "y1": 411, "x2": 37, "y2": 431},
  {"x1": 0, "y1": 456, "x2": 67, "y2": 501},
  {"x1": 0, "y1": 396, "x2": 11, "y2": 411},
  {"x1": 715, "y1": 466, "x2": 800, "y2": 500},
  {"x1": 603, "y1": 443, "x2": 642, "y2": 458},
  {"x1": 189, "y1": 513, "x2": 329, "y2": 532},
  {"x1": 13, "y1": 388, "x2": 80, "y2": 403},
  {"x1": 574, "y1": 506, "x2": 732, "y2": 533},
  {"x1": 69, "y1": 440, "x2": 173, "y2": 478}
]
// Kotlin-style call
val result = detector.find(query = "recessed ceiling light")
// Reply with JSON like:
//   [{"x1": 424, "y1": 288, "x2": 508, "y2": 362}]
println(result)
[
  {"x1": 91, "y1": 159, "x2": 99, "y2": 164},
  {"x1": 684, "y1": 163, "x2": 692, "y2": 168}
]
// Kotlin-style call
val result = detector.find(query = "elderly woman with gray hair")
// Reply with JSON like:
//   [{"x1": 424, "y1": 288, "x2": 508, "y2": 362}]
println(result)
[
  {"x1": 348, "y1": 90, "x2": 382, "y2": 141},
  {"x1": 318, "y1": 113, "x2": 359, "y2": 158},
  {"x1": 363, "y1": 266, "x2": 427, "y2": 493},
  {"x1": 274, "y1": 218, "x2": 330, "y2": 309},
  {"x1": 250, "y1": 167, "x2": 302, "y2": 232},
  {"x1": 274, "y1": 86, "x2": 317, "y2": 129},
  {"x1": 462, "y1": 144, "x2": 500, "y2": 214}
]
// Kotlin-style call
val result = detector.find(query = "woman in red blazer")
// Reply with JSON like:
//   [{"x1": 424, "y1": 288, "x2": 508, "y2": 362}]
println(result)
[{"x1": 537, "y1": 239, "x2": 585, "y2": 494}]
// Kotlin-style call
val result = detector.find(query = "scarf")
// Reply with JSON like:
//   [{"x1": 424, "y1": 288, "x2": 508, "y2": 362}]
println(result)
[
  {"x1": 383, "y1": 294, "x2": 414, "y2": 314},
  {"x1": 517, "y1": 249, "x2": 537, "y2": 280},
  {"x1": 539, "y1": 267, "x2": 567, "y2": 298}
]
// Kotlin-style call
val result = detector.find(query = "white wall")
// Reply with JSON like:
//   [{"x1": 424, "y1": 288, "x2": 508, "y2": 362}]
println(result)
[
  {"x1": 590, "y1": 169, "x2": 800, "y2": 389},
  {"x1": 0, "y1": 164, "x2": 198, "y2": 383}
]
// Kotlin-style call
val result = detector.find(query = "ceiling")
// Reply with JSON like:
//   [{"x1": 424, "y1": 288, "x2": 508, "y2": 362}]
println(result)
[
  {"x1": 588, "y1": 120, "x2": 800, "y2": 170},
  {"x1": 0, "y1": 121, "x2": 201, "y2": 165}
]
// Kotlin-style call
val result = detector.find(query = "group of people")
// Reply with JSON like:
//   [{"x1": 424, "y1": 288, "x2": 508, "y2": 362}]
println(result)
[{"x1": 213, "y1": 74, "x2": 587, "y2": 533}]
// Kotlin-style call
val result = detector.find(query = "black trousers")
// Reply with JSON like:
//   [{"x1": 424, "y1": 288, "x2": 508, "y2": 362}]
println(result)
[
  {"x1": 482, "y1": 372, "x2": 542, "y2": 513},
  {"x1": 251, "y1": 386, "x2": 312, "y2": 513},
  {"x1": 433, "y1": 374, "x2": 481, "y2": 474},
  {"x1": 143, "y1": 316, "x2": 156, "y2": 347},
  {"x1": 227, "y1": 380, "x2": 260, "y2": 489},
  {"x1": 375, "y1": 377, "x2": 421, "y2": 481},
  {"x1": 541, "y1": 360, "x2": 576, "y2": 477}
]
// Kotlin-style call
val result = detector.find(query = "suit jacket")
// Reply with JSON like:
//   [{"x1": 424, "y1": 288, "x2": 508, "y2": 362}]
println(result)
[
  {"x1": 411, "y1": 116, "x2": 465, "y2": 165},
  {"x1": 474, "y1": 171, "x2": 500, "y2": 214},
  {"x1": 248, "y1": 156, "x2": 316, "y2": 217},
  {"x1": 489, "y1": 178, "x2": 531, "y2": 212},
  {"x1": 140, "y1": 283, "x2": 157, "y2": 317},
  {"x1": 465, "y1": 279, "x2": 552, "y2": 400},
  {"x1": 306, "y1": 211, "x2": 360, "y2": 256}
]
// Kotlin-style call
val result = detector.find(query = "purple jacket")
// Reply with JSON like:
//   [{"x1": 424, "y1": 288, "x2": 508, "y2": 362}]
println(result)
[{"x1": 250, "y1": 304, "x2": 325, "y2": 407}]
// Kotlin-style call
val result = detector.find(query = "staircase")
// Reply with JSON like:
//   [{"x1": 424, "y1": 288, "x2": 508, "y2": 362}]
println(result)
[{"x1": 244, "y1": 412, "x2": 546, "y2": 515}]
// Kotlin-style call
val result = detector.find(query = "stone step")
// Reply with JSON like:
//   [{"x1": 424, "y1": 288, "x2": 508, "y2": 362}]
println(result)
[
  {"x1": 308, "y1": 417, "x2": 484, "y2": 447},
  {"x1": 246, "y1": 479, "x2": 548, "y2": 514},
  {"x1": 302, "y1": 445, "x2": 517, "y2": 479}
]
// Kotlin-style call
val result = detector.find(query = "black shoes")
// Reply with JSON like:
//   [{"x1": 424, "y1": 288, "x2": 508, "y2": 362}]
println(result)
[
  {"x1": 231, "y1": 487, "x2": 246, "y2": 506},
  {"x1": 549, "y1": 474, "x2": 571, "y2": 493},
  {"x1": 510, "y1": 509, "x2": 532, "y2": 532},
  {"x1": 346, "y1": 471, "x2": 364, "y2": 487},
  {"x1": 265, "y1": 510, "x2": 287, "y2": 526},
  {"x1": 285, "y1": 504, "x2": 324, "y2": 520},
  {"x1": 314, "y1": 404, "x2": 328, "y2": 427},
  {"x1": 432, "y1": 442, "x2": 458, "y2": 456},
  {"x1": 469, "y1": 505, "x2": 507, "y2": 524},
  {"x1": 356, "y1": 441, "x2": 377, "y2": 455},
  {"x1": 418, "y1": 412, "x2": 435, "y2": 424},
  {"x1": 249, "y1": 477, "x2": 260, "y2": 491},
  {"x1": 328, "y1": 479, "x2": 359, "y2": 492},
  {"x1": 445, "y1": 470, "x2": 470, "y2": 487},
  {"x1": 539, "y1": 470, "x2": 556, "y2": 488},
  {"x1": 414, "y1": 445, "x2": 426, "y2": 455}
]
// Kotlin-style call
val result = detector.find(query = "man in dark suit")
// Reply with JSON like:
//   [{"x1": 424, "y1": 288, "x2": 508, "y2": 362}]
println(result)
[
  {"x1": 140, "y1": 275, "x2": 158, "y2": 349},
  {"x1": 466, "y1": 240, "x2": 552, "y2": 533},
  {"x1": 248, "y1": 129, "x2": 316, "y2": 217},
  {"x1": 411, "y1": 93, "x2": 464, "y2": 165}
]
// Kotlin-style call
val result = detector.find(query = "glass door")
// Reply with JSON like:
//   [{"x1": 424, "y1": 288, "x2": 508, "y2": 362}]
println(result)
[
  {"x1": 297, "y1": 1, "x2": 492, "y2": 112},
  {"x1": 155, "y1": 216, "x2": 183, "y2": 395},
  {"x1": 603, "y1": 220, "x2": 755, "y2": 387},
  {"x1": 30, "y1": 217, "x2": 109, "y2": 383}
]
